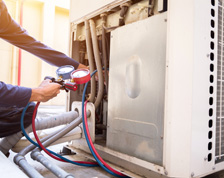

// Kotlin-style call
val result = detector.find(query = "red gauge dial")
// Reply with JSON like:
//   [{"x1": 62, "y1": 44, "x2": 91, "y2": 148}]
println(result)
[{"x1": 71, "y1": 69, "x2": 91, "y2": 84}]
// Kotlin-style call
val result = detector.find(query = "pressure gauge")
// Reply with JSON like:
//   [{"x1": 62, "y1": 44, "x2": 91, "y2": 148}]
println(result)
[
  {"x1": 71, "y1": 69, "x2": 91, "y2": 84},
  {"x1": 56, "y1": 65, "x2": 74, "y2": 80}
]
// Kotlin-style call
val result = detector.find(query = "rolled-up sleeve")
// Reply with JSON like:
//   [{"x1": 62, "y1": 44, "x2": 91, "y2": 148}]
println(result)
[{"x1": 0, "y1": 82, "x2": 31, "y2": 107}]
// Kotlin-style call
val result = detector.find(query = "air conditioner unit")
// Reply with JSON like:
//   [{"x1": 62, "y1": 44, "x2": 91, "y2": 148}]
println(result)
[{"x1": 68, "y1": 0, "x2": 223, "y2": 177}]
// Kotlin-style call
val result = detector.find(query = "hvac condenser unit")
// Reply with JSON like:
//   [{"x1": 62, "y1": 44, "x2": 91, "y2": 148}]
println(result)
[{"x1": 68, "y1": 0, "x2": 224, "y2": 177}]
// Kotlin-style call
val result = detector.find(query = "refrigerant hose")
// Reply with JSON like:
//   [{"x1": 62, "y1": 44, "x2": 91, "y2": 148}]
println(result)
[
  {"x1": 20, "y1": 103, "x2": 97, "y2": 167},
  {"x1": 20, "y1": 70, "x2": 129, "y2": 177},
  {"x1": 81, "y1": 70, "x2": 129, "y2": 178}
]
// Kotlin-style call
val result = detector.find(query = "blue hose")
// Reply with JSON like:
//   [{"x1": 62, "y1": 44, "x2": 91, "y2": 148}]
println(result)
[
  {"x1": 20, "y1": 102, "x2": 97, "y2": 167},
  {"x1": 81, "y1": 70, "x2": 129, "y2": 178},
  {"x1": 21, "y1": 69, "x2": 129, "y2": 177}
]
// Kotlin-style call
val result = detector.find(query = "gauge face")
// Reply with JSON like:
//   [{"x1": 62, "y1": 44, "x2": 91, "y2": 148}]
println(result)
[
  {"x1": 56, "y1": 65, "x2": 74, "y2": 80},
  {"x1": 72, "y1": 70, "x2": 89, "y2": 78},
  {"x1": 57, "y1": 65, "x2": 74, "y2": 74},
  {"x1": 58, "y1": 67, "x2": 73, "y2": 74},
  {"x1": 71, "y1": 69, "x2": 90, "y2": 84}
]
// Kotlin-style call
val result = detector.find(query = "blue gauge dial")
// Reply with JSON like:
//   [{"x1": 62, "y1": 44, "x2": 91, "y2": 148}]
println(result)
[{"x1": 56, "y1": 65, "x2": 74, "y2": 80}]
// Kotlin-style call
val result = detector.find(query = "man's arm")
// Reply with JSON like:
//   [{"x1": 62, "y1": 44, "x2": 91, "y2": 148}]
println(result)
[
  {"x1": 0, "y1": 81, "x2": 61, "y2": 107},
  {"x1": 0, "y1": 82, "x2": 31, "y2": 107},
  {"x1": 0, "y1": 1, "x2": 81, "y2": 69}
]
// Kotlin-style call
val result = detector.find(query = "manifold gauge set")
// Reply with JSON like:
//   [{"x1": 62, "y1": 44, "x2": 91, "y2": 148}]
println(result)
[{"x1": 45, "y1": 65, "x2": 90, "y2": 91}]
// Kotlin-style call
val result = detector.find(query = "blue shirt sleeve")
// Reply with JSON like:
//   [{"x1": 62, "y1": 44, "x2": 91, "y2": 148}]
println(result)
[{"x1": 0, "y1": 82, "x2": 31, "y2": 107}]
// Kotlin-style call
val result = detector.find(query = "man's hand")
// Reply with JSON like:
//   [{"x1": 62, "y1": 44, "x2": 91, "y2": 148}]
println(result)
[
  {"x1": 77, "y1": 63, "x2": 89, "y2": 70},
  {"x1": 29, "y1": 79, "x2": 61, "y2": 102}
]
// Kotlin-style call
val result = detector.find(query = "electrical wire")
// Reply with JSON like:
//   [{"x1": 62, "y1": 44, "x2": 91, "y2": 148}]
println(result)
[
  {"x1": 81, "y1": 70, "x2": 130, "y2": 178},
  {"x1": 21, "y1": 102, "x2": 98, "y2": 167}
]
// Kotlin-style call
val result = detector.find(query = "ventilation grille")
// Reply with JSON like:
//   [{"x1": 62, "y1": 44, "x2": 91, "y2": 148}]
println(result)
[{"x1": 215, "y1": 0, "x2": 224, "y2": 163}]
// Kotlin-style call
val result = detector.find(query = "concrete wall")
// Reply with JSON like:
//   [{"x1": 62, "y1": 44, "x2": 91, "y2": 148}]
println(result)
[{"x1": 0, "y1": 0, "x2": 71, "y2": 106}]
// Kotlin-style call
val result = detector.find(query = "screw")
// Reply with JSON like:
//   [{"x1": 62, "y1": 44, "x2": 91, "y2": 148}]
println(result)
[
  {"x1": 191, "y1": 172, "x2": 194, "y2": 177},
  {"x1": 204, "y1": 157, "x2": 207, "y2": 161},
  {"x1": 212, "y1": 166, "x2": 215, "y2": 170},
  {"x1": 164, "y1": 170, "x2": 168, "y2": 175}
]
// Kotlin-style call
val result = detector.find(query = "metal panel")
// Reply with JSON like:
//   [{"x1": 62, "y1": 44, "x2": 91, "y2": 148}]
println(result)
[{"x1": 107, "y1": 13, "x2": 167, "y2": 165}]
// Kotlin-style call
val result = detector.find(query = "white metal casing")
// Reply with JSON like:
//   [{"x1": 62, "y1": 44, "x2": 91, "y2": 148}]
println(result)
[
  {"x1": 163, "y1": 0, "x2": 219, "y2": 177},
  {"x1": 69, "y1": 0, "x2": 224, "y2": 177}
]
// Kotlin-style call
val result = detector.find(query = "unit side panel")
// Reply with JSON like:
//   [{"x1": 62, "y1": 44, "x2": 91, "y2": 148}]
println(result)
[
  {"x1": 163, "y1": 0, "x2": 195, "y2": 177},
  {"x1": 190, "y1": 0, "x2": 218, "y2": 177}
]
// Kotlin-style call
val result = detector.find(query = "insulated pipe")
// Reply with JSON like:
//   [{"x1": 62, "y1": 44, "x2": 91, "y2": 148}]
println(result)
[
  {"x1": 30, "y1": 115, "x2": 85, "y2": 177},
  {"x1": 85, "y1": 20, "x2": 96, "y2": 102},
  {"x1": 119, "y1": 5, "x2": 129, "y2": 26},
  {"x1": 14, "y1": 154, "x2": 44, "y2": 178},
  {"x1": 12, "y1": 127, "x2": 82, "y2": 153},
  {"x1": 89, "y1": 19, "x2": 104, "y2": 108},
  {"x1": 34, "y1": 111, "x2": 78, "y2": 131},
  {"x1": 16, "y1": 130, "x2": 56, "y2": 157},
  {"x1": 32, "y1": 115, "x2": 83, "y2": 150},
  {"x1": 14, "y1": 128, "x2": 67, "y2": 178},
  {"x1": 101, "y1": 14, "x2": 109, "y2": 94},
  {"x1": 0, "y1": 130, "x2": 27, "y2": 155},
  {"x1": 31, "y1": 151, "x2": 74, "y2": 178},
  {"x1": 0, "y1": 111, "x2": 78, "y2": 155},
  {"x1": 15, "y1": 115, "x2": 82, "y2": 178}
]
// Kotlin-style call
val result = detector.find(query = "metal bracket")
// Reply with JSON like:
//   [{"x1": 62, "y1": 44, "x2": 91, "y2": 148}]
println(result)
[{"x1": 71, "y1": 101, "x2": 95, "y2": 142}]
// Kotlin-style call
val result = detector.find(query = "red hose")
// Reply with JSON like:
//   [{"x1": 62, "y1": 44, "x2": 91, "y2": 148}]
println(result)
[
  {"x1": 84, "y1": 101, "x2": 126, "y2": 176},
  {"x1": 32, "y1": 102, "x2": 97, "y2": 165}
]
